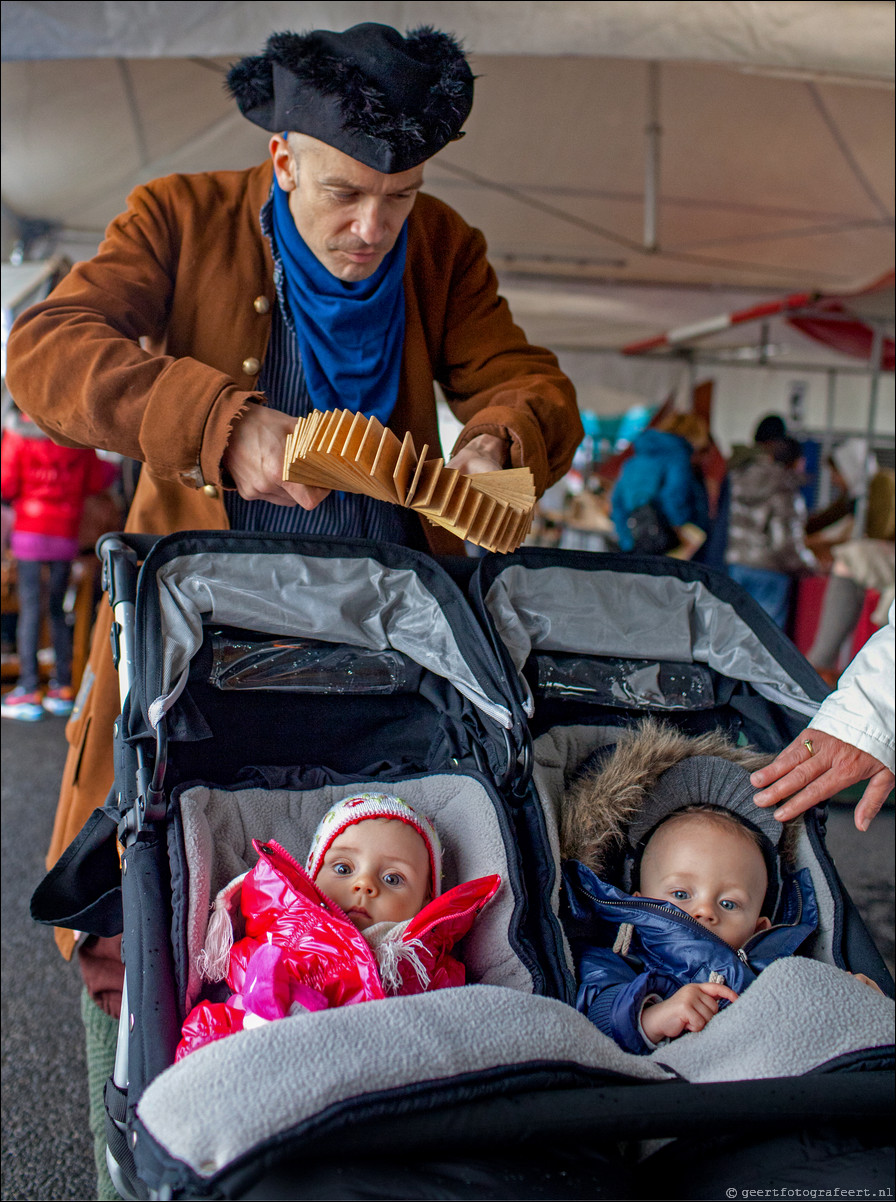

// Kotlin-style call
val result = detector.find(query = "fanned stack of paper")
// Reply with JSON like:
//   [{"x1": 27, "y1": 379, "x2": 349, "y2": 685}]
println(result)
[{"x1": 283, "y1": 409, "x2": 535, "y2": 553}]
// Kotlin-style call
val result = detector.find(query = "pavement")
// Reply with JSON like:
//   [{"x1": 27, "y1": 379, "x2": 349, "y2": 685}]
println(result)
[{"x1": 1, "y1": 713, "x2": 893, "y2": 1202}]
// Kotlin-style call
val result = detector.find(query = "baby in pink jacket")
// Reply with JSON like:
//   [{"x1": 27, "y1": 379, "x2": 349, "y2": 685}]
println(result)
[{"x1": 177, "y1": 793, "x2": 499, "y2": 1059}]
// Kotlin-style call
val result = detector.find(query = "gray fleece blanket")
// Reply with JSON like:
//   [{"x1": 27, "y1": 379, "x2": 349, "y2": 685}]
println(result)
[{"x1": 137, "y1": 963, "x2": 893, "y2": 1179}]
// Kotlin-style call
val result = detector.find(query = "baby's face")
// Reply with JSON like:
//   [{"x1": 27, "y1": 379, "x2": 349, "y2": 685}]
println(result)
[
  {"x1": 316, "y1": 818, "x2": 431, "y2": 931},
  {"x1": 636, "y1": 814, "x2": 771, "y2": 950}
]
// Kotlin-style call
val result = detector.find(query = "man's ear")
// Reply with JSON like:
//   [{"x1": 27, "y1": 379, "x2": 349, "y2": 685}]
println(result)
[
  {"x1": 269, "y1": 135, "x2": 297, "y2": 191},
  {"x1": 754, "y1": 915, "x2": 772, "y2": 933}
]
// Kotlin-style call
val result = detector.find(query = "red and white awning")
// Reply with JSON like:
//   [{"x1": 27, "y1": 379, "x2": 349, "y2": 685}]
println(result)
[{"x1": 622, "y1": 273, "x2": 894, "y2": 370}]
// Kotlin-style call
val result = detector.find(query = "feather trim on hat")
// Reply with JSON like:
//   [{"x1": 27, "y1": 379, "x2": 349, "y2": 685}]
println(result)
[
  {"x1": 560, "y1": 717, "x2": 798, "y2": 877},
  {"x1": 405, "y1": 26, "x2": 476, "y2": 138},
  {"x1": 224, "y1": 54, "x2": 274, "y2": 111}
]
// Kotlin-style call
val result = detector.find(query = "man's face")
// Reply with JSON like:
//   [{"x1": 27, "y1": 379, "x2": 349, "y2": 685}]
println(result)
[
  {"x1": 636, "y1": 814, "x2": 772, "y2": 951},
  {"x1": 270, "y1": 133, "x2": 423, "y2": 282},
  {"x1": 314, "y1": 818, "x2": 432, "y2": 930}
]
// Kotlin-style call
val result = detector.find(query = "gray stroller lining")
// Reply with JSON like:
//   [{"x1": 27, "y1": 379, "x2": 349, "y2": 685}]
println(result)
[
  {"x1": 484, "y1": 564, "x2": 820, "y2": 719},
  {"x1": 531, "y1": 724, "x2": 621, "y2": 972},
  {"x1": 136, "y1": 963, "x2": 893, "y2": 1181},
  {"x1": 148, "y1": 553, "x2": 513, "y2": 730},
  {"x1": 177, "y1": 773, "x2": 532, "y2": 1015}
]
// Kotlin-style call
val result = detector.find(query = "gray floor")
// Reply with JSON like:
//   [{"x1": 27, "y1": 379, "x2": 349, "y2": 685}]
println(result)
[{"x1": 1, "y1": 714, "x2": 893, "y2": 1202}]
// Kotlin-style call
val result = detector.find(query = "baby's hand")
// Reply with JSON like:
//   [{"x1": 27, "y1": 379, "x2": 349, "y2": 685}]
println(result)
[
  {"x1": 641, "y1": 982, "x2": 739, "y2": 1044},
  {"x1": 851, "y1": 972, "x2": 884, "y2": 995}
]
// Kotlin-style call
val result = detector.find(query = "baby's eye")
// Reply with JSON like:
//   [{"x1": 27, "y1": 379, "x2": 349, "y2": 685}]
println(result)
[
  {"x1": 382, "y1": 872, "x2": 404, "y2": 887},
  {"x1": 331, "y1": 862, "x2": 352, "y2": 876},
  {"x1": 719, "y1": 899, "x2": 739, "y2": 911},
  {"x1": 671, "y1": 889, "x2": 690, "y2": 901}
]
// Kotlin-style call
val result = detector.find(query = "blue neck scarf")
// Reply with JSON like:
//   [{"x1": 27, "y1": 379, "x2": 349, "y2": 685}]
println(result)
[{"x1": 271, "y1": 180, "x2": 407, "y2": 425}]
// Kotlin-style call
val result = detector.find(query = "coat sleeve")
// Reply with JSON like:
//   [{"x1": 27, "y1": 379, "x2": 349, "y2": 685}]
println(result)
[
  {"x1": 576, "y1": 944, "x2": 681, "y2": 1055},
  {"x1": 809, "y1": 603, "x2": 895, "y2": 772},
  {"x1": 413, "y1": 200, "x2": 582, "y2": 496},
  {"x1": 175, "y1": 999, "x2": 246, "y2": 1062},
  {"x1": 5, "y1": 177, "x2": 261, "y2": 490}
]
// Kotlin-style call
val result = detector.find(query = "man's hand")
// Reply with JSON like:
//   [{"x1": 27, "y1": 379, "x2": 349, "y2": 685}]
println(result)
[
  {"x1": 751, "y1": 728, "x2": 895, "y2": 832},
  {"x1": 446, "y1": 433, "x2": 510, "y2": 477},
  {"x1": 640, "y1": 982, "x2": 739, "y2": 1044},
  {"x1": 223, "y1": 404, "x2": 330, "y2": 509}
]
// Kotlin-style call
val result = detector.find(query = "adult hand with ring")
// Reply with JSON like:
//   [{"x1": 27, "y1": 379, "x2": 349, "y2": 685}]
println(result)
[{"x1": 751, "y1": 728, "x2": 895, "y2": 832}]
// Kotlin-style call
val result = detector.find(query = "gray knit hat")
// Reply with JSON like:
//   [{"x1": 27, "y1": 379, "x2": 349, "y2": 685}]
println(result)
[{"x1": 627, "y1": 755, "x2": 781, "y2": 914}]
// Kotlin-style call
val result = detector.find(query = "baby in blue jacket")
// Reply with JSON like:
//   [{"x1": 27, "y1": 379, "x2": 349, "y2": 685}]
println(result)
[
  {"x1": 560, "y1": 721, "x2": 817, "y2": 1054},
  {"x1": 561, "y1": 719, "x2": 881, "y2": 1054}
]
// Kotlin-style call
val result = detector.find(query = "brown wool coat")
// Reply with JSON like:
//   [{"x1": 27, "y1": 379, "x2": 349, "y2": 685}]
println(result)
[{"x1": 7, "y1": 161, "x2": 582, "y2": 958}]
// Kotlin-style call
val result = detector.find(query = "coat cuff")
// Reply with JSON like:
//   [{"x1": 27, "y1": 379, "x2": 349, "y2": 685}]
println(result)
[
  {"x1": 193, "y1": 389, "x2": 265, "y2": 490},
  {"x1": 453, "y1": 405, "x2": 552, "y2": 496}
]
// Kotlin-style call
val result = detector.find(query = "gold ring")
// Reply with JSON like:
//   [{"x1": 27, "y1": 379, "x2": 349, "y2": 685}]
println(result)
[{"x1": 804, "y1": 739, "x2": 814, "y2": 757}]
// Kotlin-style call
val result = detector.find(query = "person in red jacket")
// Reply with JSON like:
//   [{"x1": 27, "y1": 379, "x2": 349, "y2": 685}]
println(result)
[
  {"x1": 1, "y1": 411, "x2": 117, "y2": 720},
  {"x1": 177, "y1": 793, "x2": 500, "y2": 1059}
]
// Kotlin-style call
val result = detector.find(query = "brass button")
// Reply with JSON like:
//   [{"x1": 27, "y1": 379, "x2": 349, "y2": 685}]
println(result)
[
  {"x1": 242, "y1": 357, "x2": 261, "y2": 376},
  {"x1": 253, "y1": 296, "x2": 270, "y2": 314},
  {"x1": 202, "y1": 484, "x2": 219, "y2": 498}
]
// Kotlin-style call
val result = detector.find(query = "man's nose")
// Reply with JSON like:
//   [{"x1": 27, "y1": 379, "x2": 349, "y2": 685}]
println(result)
[{"x1": 353, "y1": 200, "x2": 387, "y2": 245}]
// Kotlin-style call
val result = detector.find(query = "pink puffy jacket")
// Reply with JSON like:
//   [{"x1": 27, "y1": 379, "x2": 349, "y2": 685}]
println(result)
[{"x1": 177, "y1": 839, "x2": 500, "y2": 1060}]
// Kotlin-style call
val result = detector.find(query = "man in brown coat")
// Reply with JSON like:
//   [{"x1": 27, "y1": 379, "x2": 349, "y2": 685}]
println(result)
[{"x1": 6, "y1": 24, "x2": 580, "y2": 1028}]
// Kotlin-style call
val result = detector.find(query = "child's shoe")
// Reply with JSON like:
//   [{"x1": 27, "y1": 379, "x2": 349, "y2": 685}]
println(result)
[
  {"x1": 1, "y1": 687, "x2": 45, "y2": 721},
  {"x1": 42, "y1": 683, "x2": 75, "y2": 717}
]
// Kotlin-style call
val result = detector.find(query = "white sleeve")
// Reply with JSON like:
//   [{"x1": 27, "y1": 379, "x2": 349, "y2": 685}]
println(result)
[{"x1": 808, "y1": 603, "x2": 895, "y2": 773}]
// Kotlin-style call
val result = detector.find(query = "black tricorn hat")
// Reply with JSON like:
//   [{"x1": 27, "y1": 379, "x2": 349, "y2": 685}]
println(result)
[{"x1": 226, "y1": 23, "x2": 474, "y2": 174}]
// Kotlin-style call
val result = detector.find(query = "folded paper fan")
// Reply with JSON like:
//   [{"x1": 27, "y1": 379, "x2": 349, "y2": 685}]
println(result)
[{"x1": 283, "y1": 409, "x2": 535, "y2": 553}]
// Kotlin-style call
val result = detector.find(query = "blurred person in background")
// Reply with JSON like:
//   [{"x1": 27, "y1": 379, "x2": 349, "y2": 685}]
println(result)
[
  {"x1": 804, "y1": 441, "x2": 894, "y2": 686},
  {"x1": 1, "y1": 408, "x2": 117, "y2": 720},
  {"x1": 724, "y1": 435, "x2": 818, "y2": 628},
  {"x1": 610, "y1": 412, "x2": 710, "y2": 557}
]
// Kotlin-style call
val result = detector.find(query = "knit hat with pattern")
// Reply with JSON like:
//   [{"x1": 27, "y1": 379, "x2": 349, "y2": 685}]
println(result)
[{"x1": 306, "y1": 793, "x2": 443, "y2": 896}]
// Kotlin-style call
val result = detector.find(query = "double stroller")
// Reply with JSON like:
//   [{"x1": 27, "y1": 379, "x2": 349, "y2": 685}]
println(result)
[{"x1": 34, "y1": 533, "x2": 894, "y2": 1199}]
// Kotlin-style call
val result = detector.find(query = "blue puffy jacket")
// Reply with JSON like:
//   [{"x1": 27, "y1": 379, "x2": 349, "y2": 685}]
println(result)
[
  {"x1": 562, "y1": 858, "x2": 819, "y2": 1054},
  {"x1": 611, "y1": 429, "x2": 709, "y2": 551}
]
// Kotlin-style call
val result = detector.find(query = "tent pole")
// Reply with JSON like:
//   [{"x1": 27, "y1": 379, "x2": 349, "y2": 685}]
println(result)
[
  {"x1": 818, "y1": 369, "x2": 837, "y2": 507},
  {"x1": 644, "y1": 62, "x2": 661, "y2": 252},
  {"x1": 852, "y1": 321, "x2": 884, "y2": 537}
]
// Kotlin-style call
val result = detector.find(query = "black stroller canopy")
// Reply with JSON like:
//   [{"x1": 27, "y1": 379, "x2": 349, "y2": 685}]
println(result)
[{"x1": 133, "y1": 534, "x2": 519, "y2": 738}]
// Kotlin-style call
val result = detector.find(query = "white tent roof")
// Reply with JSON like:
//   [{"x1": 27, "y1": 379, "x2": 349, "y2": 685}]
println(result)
[{"x1": 2, "y1": 2, "x2": 893, "y2": 360}]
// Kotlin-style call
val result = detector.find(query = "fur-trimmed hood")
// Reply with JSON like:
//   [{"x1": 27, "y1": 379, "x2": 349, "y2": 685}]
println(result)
[{"x1": 560, "y1": 718, "x2": 799, "y2": 882}]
